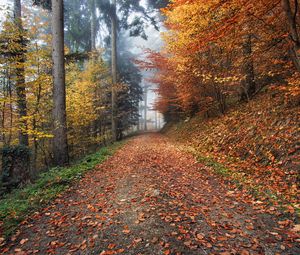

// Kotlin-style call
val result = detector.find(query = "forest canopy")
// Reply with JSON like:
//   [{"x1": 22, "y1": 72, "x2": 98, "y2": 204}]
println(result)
[{"x1": 137, "y1": 0, "x2": 300, "y2": 120}]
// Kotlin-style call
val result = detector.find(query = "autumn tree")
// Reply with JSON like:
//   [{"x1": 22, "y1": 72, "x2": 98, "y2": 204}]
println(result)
[{"x1": 139, "y1": 0, "x2": 300, "y2": 120}]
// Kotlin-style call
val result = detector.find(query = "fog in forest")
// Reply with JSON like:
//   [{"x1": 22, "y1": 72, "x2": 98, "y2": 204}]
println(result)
[{"x1": 0, "y1": 0, "x2": 165, "y2": 132}]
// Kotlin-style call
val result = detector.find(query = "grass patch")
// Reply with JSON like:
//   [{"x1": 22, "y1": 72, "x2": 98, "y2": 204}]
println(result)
[
  {"x1": 0, "y1": 141, "x2": 124, "y2": 238},
  {"x1": 196, "y1": 155, "x2": 231, "y2": 177},
  {"x1": 182, "y1": 146, "x2": 283, "y2": 203},
  {"x1": 195, "y1": 153, "x2": 289, "y2": 207}
]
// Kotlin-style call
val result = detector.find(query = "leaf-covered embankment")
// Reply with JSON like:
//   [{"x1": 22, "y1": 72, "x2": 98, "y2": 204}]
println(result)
[{"x1": 164, "y1": 88, "x2": 300, "y2": 209}]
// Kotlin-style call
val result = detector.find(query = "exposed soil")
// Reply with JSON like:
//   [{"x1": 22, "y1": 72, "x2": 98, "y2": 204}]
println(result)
[{"x1": 1, "y1": 133, "x2": 299, "y2": 255}]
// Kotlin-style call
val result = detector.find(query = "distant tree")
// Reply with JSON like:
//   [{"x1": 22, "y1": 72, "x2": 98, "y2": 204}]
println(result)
[
  {"x1": 64, "y1": 0, "x2": 91, "y2": 52},
  {"x1": 99, "y1": 0, "x2": 159, "y2": 140},
  {"x1": 33, "y1": 0, "x2": 92, "y2": 53},
  {"x1": 33, "y1": 0, "x2": 51, "y2": 9},
  {"x1": 143, "y1": 85, "x2": 148, "y2": 131},
  {"x1": 147, "y1": 0, "x2": 169, "y2": 10},
  {"x1": 117, "y1": 50, "x2": 143, "y2": 138}
]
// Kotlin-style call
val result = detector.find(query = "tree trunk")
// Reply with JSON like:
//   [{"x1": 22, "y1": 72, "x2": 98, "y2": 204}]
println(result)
[
  {"x1": 137, "y1": 104, "x2": 140, "y2": 132},
  {"x1": 158, "y1": 113, "x2": 161, "y2": 129},
  {"x1": 282, "y1": 0, "x2": 300, "y2": 71},
  {"x1": 51, "y1": 0, "x2": 69, "y2": 166},
  {"x1": 90, "y1": 0, "x2": 96, "y2": 51},
  {"x1": 240, "y1": 34, "x2": 256, "y2": 101},
  {"x1": 90, "y1": 0, "x2": 98, "y2": 138},
  {"x1": 144, "y1": 86, "x2": 148, "y2": 131},
  {"x1": 14, "y1": 0, "x2": 29, "y2": 146},
  {"x1": 110, "y1": 0, "x2": 117, "y2": 141}
]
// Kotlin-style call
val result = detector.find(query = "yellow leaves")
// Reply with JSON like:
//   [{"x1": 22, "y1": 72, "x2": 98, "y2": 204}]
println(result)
[
  {"x1": 65, "y1": 57, "x2": 109, "y2": 151},
  {"x1": 0, "y1": 15, "x2": 53, "y2": 143},
  {"x1": 162, "y1": 0, "x2": 225, "y2": 55},
  {"x1": 28, "y1": 131, "x2": 53, "y2": 140}
]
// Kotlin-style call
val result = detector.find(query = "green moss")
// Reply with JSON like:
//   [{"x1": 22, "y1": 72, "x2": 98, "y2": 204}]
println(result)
[
  {"x1": 196, "y1": 155, "x2": 231, "y2": 177},
  {"x1": 0, "y1": 142, "x2": 124, "y2": 238},
  {"x1": 195, "y1": 152, "x2": 288, "y2": 208},
  {"x1": 1, "y1": 145, "x2": 31, "y2": 190}
]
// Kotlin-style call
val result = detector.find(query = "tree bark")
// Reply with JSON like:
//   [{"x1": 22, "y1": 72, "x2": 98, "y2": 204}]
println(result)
[
  {"x1": 90, "y1": 0, "x2": 98, "y2": 138},
  {"x1": 158, "y1": 113, "x2": 161, "y2": 129},
  {"x1": 14, "y1": 0, "x2": 29, "y2": 146},
  {"x1": 90, "y1": 0, "x2": 96, "y2": 51},
  {"x1": 282, "y1": 0, "x2": 300, "y2": 71},
  {"x1": 51, "y1": 0, "x2": 69, "y2": 166},
  {"x1": 110, "y1": 0, "x2": 117, "y2": 141},
  {"x1": 144, "y1": 86, "x2": 148, "y2": 131}
]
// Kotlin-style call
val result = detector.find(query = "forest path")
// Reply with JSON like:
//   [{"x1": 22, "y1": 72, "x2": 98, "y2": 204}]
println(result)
[{"x1": 2, "y1": 133, "x2": 299, "y2": 254}]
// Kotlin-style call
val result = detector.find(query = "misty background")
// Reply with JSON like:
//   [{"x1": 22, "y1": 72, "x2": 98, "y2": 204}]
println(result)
[{"x1": 0, "y1": 0, "x2": 165, "y2": 131}]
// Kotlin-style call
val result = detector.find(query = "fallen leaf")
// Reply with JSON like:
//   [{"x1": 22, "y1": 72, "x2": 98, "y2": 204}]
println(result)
[
  {"x1": 108, "y1": 243, "x2": 116, "y2": 249},
  {"x1": 196, "y1": 233, "x2": 205, "y2": 240},
  {"x1": 122, "y1": 229, "x2": 131, "y2": 234},
  {"x1": 292, "y1": 224, "x2": 300, "y2": 233},
  {"x1": 0, "y1": 237, "x2": 5, "y2": 247},
  {"x1": 134, "y1": 238, "x2": 142, "y2": 243},
  {"x1": 20, "y1": 238, "x2": 28, "y2": 245},
  {"x1": 241, "y1": 250, "x2": 250, "y2": 255},
  {"x1": 164, "y1": 249, "x2": 171, "y2": 255}
]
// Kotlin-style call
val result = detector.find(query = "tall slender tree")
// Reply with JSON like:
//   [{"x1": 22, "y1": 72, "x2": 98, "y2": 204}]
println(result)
[
  {"x1": 241, "y1": 34, "x2": 256, "y2": 101},
  {"x1": 144, "y1": 85, "x2": 148, "y2": 131},
  {"x1": 51, "y1": 0, "x2": 69, "y2": 165},
  {"x1": 14, "y1": 0, "x2": 29, "y2": 146},
  {"x1": 90, "y1": 0, "x2": 96, "y2": 51},
  {"x1": 110, "y1": 0, "x2": 117, "y2": 141}
]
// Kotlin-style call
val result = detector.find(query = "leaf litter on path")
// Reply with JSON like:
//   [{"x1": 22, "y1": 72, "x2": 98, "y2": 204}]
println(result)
[{"x1": 1, "y1": 134, "x2": 299, "y2": 254}]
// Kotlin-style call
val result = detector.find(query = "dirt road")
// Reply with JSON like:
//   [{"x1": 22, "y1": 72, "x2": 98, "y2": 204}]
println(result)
[{"x1": 2, "y1": 134, "x2": 299, "y2": 254}]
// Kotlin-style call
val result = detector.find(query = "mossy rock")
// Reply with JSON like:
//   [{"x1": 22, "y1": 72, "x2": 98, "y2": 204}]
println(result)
[{"x1": 1, "y1": 145, "x2": 30, "y2": 192}]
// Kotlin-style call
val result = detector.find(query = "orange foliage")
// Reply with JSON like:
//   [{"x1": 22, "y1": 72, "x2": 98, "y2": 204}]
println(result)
[{"x1": 139, "y1": 0, "x2": 300, "y2": 118}]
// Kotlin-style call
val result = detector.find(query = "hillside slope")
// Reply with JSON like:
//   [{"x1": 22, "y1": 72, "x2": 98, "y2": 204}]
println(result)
[{"x1": 164, "y1": 89, "x2": 300, "y2": 208}]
